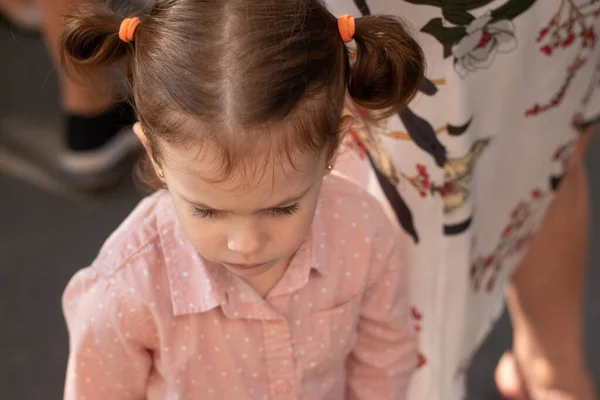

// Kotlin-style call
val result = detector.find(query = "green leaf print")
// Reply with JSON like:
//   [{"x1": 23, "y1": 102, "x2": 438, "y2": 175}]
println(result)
[
  {"x1": 411, "y1": 0, "x2": 539, "y2": 65},
  {"x1": 421, "y1": 18, "x2": 467, "y2": 58},
  {"x1": 404, "y1": 0, "x2": 494, "y2": 10},
  {"x1": 447, "y1": 117, "x2": 473, "y2": 136},
  {"x1": 442, "y1": 8, "x2": 475, "y2": 25},
  {"x1": 403, "y1": 0, "x2": 443, "y2": 7},
  {"x1": 491, "y1": 0, "x2": 537, "y2": 23}
]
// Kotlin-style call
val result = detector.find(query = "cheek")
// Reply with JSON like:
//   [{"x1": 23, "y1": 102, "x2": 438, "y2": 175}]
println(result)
[
  {"x1": 187, "y1": 224, "x2": 220, "y2": 256},
  {"x1": 173, "y1": 207, "x2": 222, "y2": 258},
  {"x1": 271, "y1": 203, "x2": 318, "y2": 251}
]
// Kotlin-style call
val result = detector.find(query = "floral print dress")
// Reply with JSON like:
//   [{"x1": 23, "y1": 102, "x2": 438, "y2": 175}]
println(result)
[{"x1": 326, "y1": 0, "x2": 600, "y2": 399}]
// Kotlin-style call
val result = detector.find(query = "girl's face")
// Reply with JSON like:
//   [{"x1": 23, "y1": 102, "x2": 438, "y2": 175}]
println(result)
[
  {"x1": 165, "y1": 148, "x2": 326, "y2": 280},
  {"x1": 134, "y1": 120, "x2": 350, "y2": 281}
]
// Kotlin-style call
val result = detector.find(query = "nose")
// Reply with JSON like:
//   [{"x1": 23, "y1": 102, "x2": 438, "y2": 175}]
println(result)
[{"x1": 227, "y1": 220, "x2": 265, "y2": 256}]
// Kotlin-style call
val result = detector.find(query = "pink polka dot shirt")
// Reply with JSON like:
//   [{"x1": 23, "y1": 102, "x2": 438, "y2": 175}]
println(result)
[{"x1": 62, "y1": 173, "x2": 416, "y2": 399}]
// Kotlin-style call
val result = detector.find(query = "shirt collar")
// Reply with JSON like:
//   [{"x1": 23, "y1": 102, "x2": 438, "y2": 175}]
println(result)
[{"x1": 156, "y1": 192, "x2": 325, "y2": 317}]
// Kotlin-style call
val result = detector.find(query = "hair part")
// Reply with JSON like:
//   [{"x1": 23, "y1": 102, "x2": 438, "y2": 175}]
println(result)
[{"x1": 61, "y1": 0, "x2": 425, "y2": 188}]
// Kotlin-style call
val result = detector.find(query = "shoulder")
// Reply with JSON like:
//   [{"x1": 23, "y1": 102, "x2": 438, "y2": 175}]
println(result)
[
  {"x1": 315, "y1": 172, "x2": 404, "y2": 287},
  {"x1": 63, "y1": 191, "x2": 174, "y2": 320},
  {"x1": 92, "y1": 190, "x2": 170, "y2": 278},
  {"x1": 319, "y1": 171, "x2": 393, "y2": 236},
  {"x1": 317, "y1": 172, "x2": 400, "y2": 264}
]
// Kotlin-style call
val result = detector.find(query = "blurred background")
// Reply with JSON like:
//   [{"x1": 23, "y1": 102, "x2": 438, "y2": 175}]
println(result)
[{"x1": 1, "y1": 8, "x2": 599, "y2": 400}]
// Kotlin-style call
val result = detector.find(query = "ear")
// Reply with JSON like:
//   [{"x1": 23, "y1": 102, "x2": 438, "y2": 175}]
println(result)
[
  {"x1": 133, "y1": 122, "x2": 149, "y2": 149},
  {"x1": 326, "y1": 115, "x2": 355, "y2": 173},
  {"x1": 133, "y1": 122, "x2": 165, "y2": 180}
]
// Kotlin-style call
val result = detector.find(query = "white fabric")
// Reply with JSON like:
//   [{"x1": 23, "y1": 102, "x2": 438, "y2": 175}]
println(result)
[{"x1": 327, "y1": 0, "x2": 600, "y2": 398}]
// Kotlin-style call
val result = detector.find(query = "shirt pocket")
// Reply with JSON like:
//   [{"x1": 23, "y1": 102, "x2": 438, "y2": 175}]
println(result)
[{"x1": 294, "y1": 296, "x2": 361, "y2": 374}]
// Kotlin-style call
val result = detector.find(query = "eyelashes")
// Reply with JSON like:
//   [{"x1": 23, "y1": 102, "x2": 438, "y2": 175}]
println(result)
[
  {"x1": 191, "y1": 203, "x2": 300, "y2": 219},
  {"x1": 267, "y1": 203, "x2": 300, "y2": 217},
  {"x1": 191, "y1": 207, "x2": 217, "y2": 218}
]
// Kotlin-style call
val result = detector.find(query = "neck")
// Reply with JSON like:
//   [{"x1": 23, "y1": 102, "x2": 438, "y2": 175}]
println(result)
[{"x1": 243, "y1": 257, "x2": 290, "y2": 297}]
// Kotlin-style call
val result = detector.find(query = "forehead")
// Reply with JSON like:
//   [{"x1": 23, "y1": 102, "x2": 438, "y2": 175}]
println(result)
[{"x1": 162, "y1": 140, "x2": 323, "y2": 209}]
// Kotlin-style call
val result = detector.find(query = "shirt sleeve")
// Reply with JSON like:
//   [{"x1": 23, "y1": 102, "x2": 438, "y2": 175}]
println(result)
[
  {"x1": 62, "y1": 267, "x2": 153, "y2": 400},
  {"x1": 346, "y1": 227, "x2": 417, "y2": 400}
]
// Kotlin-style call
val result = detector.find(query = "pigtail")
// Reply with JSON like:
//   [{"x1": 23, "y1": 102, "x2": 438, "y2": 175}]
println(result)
[
  {"x1": 60, "y1": 3, "x2": 137, "y2": 71},
  {"x1": 347, "y1": 15, "x2": 425, "y2": 115}
]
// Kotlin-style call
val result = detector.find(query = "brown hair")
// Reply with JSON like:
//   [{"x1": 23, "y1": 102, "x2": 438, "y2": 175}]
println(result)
[{"x1": 61, "y1": 0, "x2": 424, "y2": 188}]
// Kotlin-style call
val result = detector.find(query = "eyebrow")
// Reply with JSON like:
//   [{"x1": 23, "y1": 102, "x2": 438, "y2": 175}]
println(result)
[{"x1": 182, "y1": 184, "x2": 313, "y2": 212}]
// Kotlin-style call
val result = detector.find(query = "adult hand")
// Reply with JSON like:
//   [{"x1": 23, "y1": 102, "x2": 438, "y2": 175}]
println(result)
[
  {"x1": 496, "y1": 126, "x2": 597, "y2": 400},
  {"x1": 496, "y1": 351, "x2": 597, "y2": 400}
]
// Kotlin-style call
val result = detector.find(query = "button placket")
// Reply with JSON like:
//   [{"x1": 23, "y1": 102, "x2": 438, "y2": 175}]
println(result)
[
  {"x1": 274, "y1": 380, "x2": 293, "y2": 395},
  {"x1": 264, "y1": 319, "x2": 296, "y2": 399},
  {"x1": 221, "y1": 293, "x2": 279, "y2": 321}
]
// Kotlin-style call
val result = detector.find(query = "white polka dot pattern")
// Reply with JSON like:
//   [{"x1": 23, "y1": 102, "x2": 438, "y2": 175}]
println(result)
[{"x1": 62, "y1": 174, "x2": 414, "y2": 399}]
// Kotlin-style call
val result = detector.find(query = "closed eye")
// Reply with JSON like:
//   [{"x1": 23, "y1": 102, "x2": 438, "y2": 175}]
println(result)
[
  {"x1": 191, "y1": 207, "x2": 220, "y2": 219},
  {"x1": 191, "y1": 204, "x2": 300, "y2": 219},
  {"x1": 266, "y1": 204, "x2": 299, "y2": 217}
]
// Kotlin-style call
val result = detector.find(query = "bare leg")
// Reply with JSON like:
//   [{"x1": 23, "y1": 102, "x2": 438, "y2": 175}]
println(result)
[
  {"x1": 0, "y1": 0, "x2": 39, "y2": 30},
  {"x1": 496, "y1": 129, "x2": 597, "y2": 400},
  {"x1": 0, "y1": 0, "x2": 33, "y2": 15},
  {"x1": 36, "y1": 0, "x2": 114, "y2": 115}
]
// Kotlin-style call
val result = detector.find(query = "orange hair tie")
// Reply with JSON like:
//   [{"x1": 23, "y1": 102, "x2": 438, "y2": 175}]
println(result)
[
  {"x1": 119, "y1": 17, "x2": 141, "y2": 43},
  {"x1": 338, "y1": 14, "x2": 355, "y2": 43}
]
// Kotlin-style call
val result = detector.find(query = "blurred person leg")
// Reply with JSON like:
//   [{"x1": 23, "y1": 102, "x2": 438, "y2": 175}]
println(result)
[
  {"x1": 9, "y1": 0, "x2": 139, "y2": 189},
  {"x1": 0, "y1": 0, "x2": 40, "y2": 31},
  {"x1": 39, "y1": 0, "x2": 139, "y2": 189},
  {"x1": 37, "y1": 0, "x2": 115, "y2": 115},
  {"x1": 496, "y1": 129, "x2": 597, "y2": 400}
]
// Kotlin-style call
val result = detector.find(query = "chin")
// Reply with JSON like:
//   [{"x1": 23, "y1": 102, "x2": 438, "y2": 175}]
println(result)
[{"x1": 223, "y1": 262, "x2": 275, "y2": 278}]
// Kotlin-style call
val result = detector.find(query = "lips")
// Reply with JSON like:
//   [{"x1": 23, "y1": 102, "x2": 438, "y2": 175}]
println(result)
[{"x1": 226, "y1": 262, "x2": 265, "y2": 270}]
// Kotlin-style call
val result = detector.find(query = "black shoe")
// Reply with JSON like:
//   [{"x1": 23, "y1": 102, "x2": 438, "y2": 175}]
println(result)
[{"x1": 58, "y1": 103, "x2": 141, "y2": 190}]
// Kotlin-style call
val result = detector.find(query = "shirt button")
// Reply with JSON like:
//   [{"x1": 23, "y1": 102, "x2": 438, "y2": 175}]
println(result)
[{"x1": 274, "y1": 380, "x2": 292, "y2": 394}]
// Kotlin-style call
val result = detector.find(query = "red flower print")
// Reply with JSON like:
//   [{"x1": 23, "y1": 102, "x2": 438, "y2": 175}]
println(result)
[
  {"x1": 525, "y1": 103, "x2": 541, "y2": 116},
  {"x1": 572, "y1": 113, "x2": 585, "y2": 131},
  {"x1": 438, "y1": 182, "x2": 453, "y2": 196},
  {"x1": 451, "y1": 15, "x2": 516, "y2": 78},
  {"x1": 562, "y1": 32, "x2": 576, "y2": 48},
  {"x1": 472, "y1": 189, "x2": 546, "y2": 293},
  {"x1": 348, "y1": 131, "x2": 367, "y2": 156},
  {"x1": 528, "y1": 1, "x2": 600, "y2": 117},
  {"x1": 537, "y1": 27, "x2": 549, "y2": 42},
  {"x1": 583, "y1": 27, "x2": 597, "y2": 48},
  {"x1": 485, "y1": 277, "x2": 496, "y2": 293},
  {"x1": 514, "y1": 236, "x2": 529, "y2": 252},
  {"x1": 478, "y1": 31, "x2": 492, "y2": 48},
  {"x1": 411, "y1": 307, "x2": 423, "y2": 321},
  {"x1": 413, "y1": 164, "x2": 431, "y2": 197},
  {"x1": 510, "y1": 203, "x2": 524, "y2": 219},
  {"x1": 540, "y1": 45, "x2": 553, "y2": 55}
]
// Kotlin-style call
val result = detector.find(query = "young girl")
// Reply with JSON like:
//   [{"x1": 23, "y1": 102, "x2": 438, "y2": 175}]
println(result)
[{"x1": 61, "y1": 1, "x2": 424, "y2": 398}]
